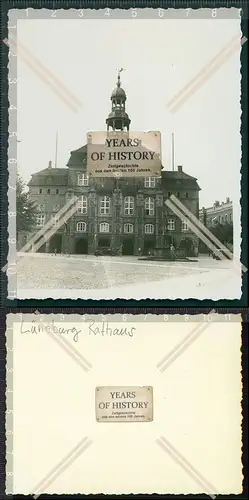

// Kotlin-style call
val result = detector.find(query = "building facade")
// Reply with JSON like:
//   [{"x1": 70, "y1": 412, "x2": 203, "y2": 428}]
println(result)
[
  {"x1": 18, "y1": 75, "x2": 201, "y2": 257},
  {"x1": 199, "y1": 198, "x2": 233, "y2": 228}
]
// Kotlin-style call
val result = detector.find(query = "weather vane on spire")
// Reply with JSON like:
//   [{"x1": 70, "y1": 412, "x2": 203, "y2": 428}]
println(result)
[{"x1": 116, "y1": 68, "x2": 126, "y2": 86}]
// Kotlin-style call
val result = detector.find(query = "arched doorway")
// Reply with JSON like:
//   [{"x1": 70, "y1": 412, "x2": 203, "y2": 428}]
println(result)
[
  {"x1": 98, "y1": 237, "x2": 111, "y2": 249},
  {"x1": 49, "y1": 234, "x2": 62, "y2": 253},
  {"x1": 179, "y1": 237, "x2": 194, "y2": 257},
  {"x1": 122, "y1": 237, "x2": 134, "y2": 256},
  {"x1": 75, "y1": 238, "x2": 88, "y2": 254},
  {"x1": 164, "y1": 235, "x2": 175, "y2": 249},
  {"x1": 144, "y1": 238, "x2": 156, "y2": 255}
]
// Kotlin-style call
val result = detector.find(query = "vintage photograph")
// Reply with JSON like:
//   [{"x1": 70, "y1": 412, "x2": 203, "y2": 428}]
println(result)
[
  {"x1": 6, "y1": 312, "x2": 243, "y2": 494},
  {"x1": 8, "y1": 9, "x2": 243, "y2": 299}
]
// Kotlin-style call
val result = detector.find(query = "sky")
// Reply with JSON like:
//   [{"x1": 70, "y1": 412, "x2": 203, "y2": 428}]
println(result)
[{"x1": 15, "y1": 15, "x2": 242, "y2": 208}]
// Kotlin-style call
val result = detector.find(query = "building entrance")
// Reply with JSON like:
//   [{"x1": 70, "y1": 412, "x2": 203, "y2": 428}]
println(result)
[
  {"x1": 37, "y1": 241, "x2": 46, "y2": 253},
  {"x1": 122, "y1": 238, "x2": 134, "y2": 256},
  {"x1": 49, "y1": 234, "x2": 62, "y2": 253},
  {"x1": 179, "y1": 237, "x2": 194, "y2": 257},
  {"x1": 75, "y1": 238, "x2": 88, "y2": 254},
  {"x1": 98, "y1": 237, "x2": 111, "y2": 248},
  {"x1": 143, "y1": 238, "x2": 156, "y2": 255}
]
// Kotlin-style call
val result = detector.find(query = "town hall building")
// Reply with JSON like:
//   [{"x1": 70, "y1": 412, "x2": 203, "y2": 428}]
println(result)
[{"x1": 18, "y1": 73, "x2": 201, "y2": 257}]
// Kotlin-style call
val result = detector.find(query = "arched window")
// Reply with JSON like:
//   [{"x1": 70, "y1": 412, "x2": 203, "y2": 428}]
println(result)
[
  {"x1": 77, "y1": 195, "x2": 87, "y2": 214},
  {"x1": 145, "y1": 224, "x2": 154, "y2": 235},
  {"x1": 100, "y1": 222, "x2": 109, "y2": 233},
  {"x1": 124, "y1": 196, "x2": 134, "y2": 215},
  {"x1": 100, "y1": 196, "x2": 111, "y2": 215},
  {"x1": 76, "y1": 222, "x2": 87, "y2": 232},
  {"x1": 144, "y1": 197, "x2": 154, "y2": 216},
  {"x1": 124, "y1": 223, "x2": 133, "y2": 234}
]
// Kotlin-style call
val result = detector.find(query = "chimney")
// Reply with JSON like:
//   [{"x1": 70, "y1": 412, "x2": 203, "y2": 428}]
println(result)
[
  {"x1": 48, "y1": 160, "x2": 52, "y2": 169},
  {"x1": 215, "y1": 200, "x2": 219, "y2": 207},
  {"x1": 177, "y1": 165, "x2": 183, "y2": 173},
  {"x1": 226, "y1": 197, "x2": 230, "y2": 203}
]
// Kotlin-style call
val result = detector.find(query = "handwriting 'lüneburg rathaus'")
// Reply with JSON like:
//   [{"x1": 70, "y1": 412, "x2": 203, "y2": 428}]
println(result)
[{"x1": 18, "y1": 74, "x2": 201, "y2": 257}]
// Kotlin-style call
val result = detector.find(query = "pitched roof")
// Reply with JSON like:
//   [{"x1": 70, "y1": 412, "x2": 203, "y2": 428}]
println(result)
[
  {"x1": 161, "y1": 170, "x2": 200, "y2": 190},
  {"x1": 71, "y1": 145, "x2": 87, "y2": 154},
  {"x1": 67, "y1": 144, "x2": 87, "y2": 167},
  {"x1": 30, "y1": 168, "x2": 68, "y2": 176},
  {"x1": 28, "y1": 167, "x2": 69, "y2": 186}
]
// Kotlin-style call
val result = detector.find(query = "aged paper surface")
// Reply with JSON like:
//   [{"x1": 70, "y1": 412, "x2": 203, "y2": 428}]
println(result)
[{"x1": 6, "y1": 313, "x2": 242, "y2": 495}]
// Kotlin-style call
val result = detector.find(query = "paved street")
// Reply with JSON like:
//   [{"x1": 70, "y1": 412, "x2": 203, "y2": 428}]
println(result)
[{"x1": 15, "y1": 253, "x2": 241, "y2": 300}]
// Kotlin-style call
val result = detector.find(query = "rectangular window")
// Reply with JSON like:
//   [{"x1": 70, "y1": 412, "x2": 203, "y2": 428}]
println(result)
[
  {"x1": 77, "y1": 173, "x2": 89, "y2": 186},
  {"x1": 36, "y1": 214, "x2": 45, "y2": 227},
  {"x1": 144, "y1": 177, "x2": 156, "y2": 188},
  {"x1": 100, "y1": 196, "x2": 110, "y2": 215},
  {"x1": 47, "y1": 189, "x2": 51, "y2": 194},
  {"x1": 182, "y1": 220, "x2": 188, "y2": 231},
  {"x1": 145, "y1": 197, "x2": 154, "y2": 216},
  {"x1": 77, "y1": 196, "x2": 87, "y2": 214},
  {"x1": 56, "y1": 188, "x2": 59, "y2": 194},
  {"x1": 124, "y1": 196, "x2": 134, "y2": 215},
  {"x1": 167, "y1": 219, "x2": 175, "y2": 231},
  {"x1": 52, "y1": 216, "x2": 59, "y2": 227},
  {"x1": 39, "y1": 189, "x2": 42, "y2": 194}
]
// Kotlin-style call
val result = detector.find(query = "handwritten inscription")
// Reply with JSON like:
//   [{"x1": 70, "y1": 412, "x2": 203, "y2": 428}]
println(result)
[
  {"x1": 19, "y1": 319, "x2": 136, "y2": 342},
  {"x1": 20, "y1": 319, "x2": 81, "y2": 342},
  {"x1": 89, "y1": 321, "x2": 135, "y2": 337}
]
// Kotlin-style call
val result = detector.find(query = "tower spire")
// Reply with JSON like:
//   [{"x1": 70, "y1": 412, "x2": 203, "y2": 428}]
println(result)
[
  {"x1": 106, "y1": 69, "x2": 131, "y2": 132},
  {"x1": 117, "y1": 68, "x2": 124, "y2": 87}
]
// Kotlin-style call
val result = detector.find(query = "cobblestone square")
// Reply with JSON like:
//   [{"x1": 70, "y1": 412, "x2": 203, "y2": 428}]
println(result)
[{"x1": 16, "y1": 253, "x2": 239, "y2": 300}]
